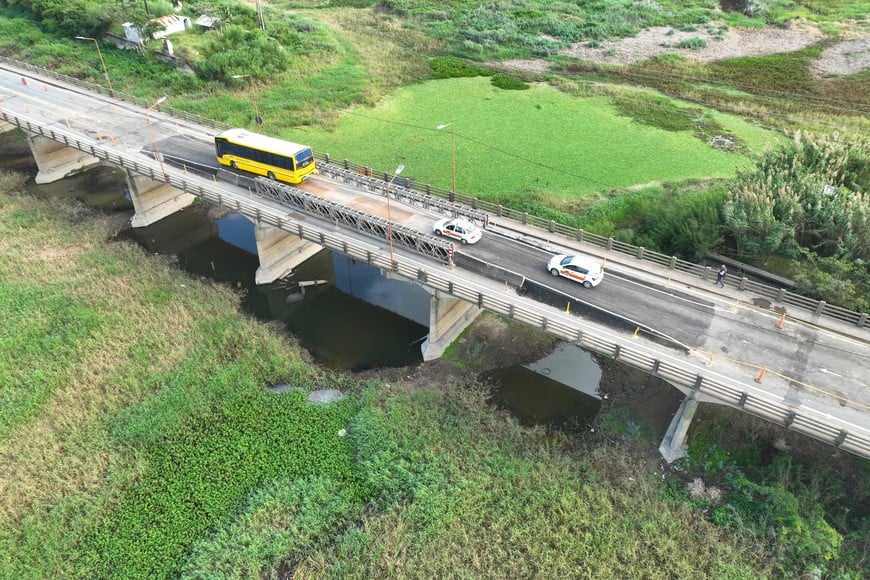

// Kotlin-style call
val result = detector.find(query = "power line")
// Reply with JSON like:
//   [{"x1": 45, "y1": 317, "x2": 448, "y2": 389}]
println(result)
[{"x1": 343, "y1": 109, "x2": 617, "y2": 189}]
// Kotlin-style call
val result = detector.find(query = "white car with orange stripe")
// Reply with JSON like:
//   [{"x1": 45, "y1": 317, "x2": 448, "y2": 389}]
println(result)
[
  {"x1": 433, "y1": 217, "x2": 482, "y2": 245},
  {"x1": 547, "y1": 254, "x2": 604, "y2": 288}
]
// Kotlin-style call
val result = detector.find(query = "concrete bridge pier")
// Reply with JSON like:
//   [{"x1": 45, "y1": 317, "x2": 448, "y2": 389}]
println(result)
[
  {"x1": 252, "y1": 221, "x2": 322, "y2": 285},
  {"x1": 127, "y1": 172, "x2": 196, "y2": 228},
  {"x1": 28, "y1": 134, "x2": 101, "y2": 184},
  {"x1": 421, "y1": 289, "x2": 481, "y2": 361},
  {"x1": 659, "y1": 390, "x2": 700, "y2": 463}
]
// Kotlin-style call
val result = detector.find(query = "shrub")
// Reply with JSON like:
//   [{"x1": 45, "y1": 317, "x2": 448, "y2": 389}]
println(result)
[
  {"x1": 677, "y1": 37, "x2": 708, "y2": 50},
  {"x1": 429, "y1": 56, "x2": 489, "y2": 79},
  {"x1": 197, "y1": 25, "x2": 290, "y2": 82},
  {"x1": 490, "y1": 73, "x2": 529, "y2": 90}
]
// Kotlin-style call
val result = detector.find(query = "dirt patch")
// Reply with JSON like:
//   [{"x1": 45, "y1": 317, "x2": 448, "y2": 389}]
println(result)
[
  {"x1": 561, "y1": 24, "x2": 825, "y2": 65},
  {"x1": 813, "y1": 37, "x2": 870, "y2": 76},
  {"x1": 502, "y1": 25, "x2": 869, "y2": 77}
]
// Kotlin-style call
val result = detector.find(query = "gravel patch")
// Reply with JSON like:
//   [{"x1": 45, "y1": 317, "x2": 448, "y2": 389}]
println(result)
[
  {"x1": 813, "y1": 37, "x2": 870, "y2": 76},
  {"x1": 560, "y1": 24, "x2": 825, "y2": 65},
  {"x1": 501, "y1": 25, "x2": 869, "y2": 77}
]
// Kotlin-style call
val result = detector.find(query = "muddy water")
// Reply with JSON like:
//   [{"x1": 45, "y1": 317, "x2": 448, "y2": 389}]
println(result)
[
  {"x1": 486, "y1": 344, "x2": 602, "y2": 428},
  {"x1": 120, "y1": 206, "x2": 431, "y2": 371},
  {"x1": 27, "y1": 165, "x2": 134, "y2": 211},
  {"x1": 8, "y1": 160, "x2": 680, "y2": 432}
]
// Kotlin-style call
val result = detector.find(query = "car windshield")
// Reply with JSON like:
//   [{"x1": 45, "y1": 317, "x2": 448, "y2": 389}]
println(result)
[{"x1": 560, "y1": 256, "x2": 574, "y2": 266}]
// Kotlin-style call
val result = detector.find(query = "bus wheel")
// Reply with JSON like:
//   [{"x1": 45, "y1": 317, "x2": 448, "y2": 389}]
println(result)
[
  {"x1": 230, "y1": 161, "x2": 238, "y2": 170},
  {"x1": 267, "y1": 171, "x2": 276, "y2": 181}
]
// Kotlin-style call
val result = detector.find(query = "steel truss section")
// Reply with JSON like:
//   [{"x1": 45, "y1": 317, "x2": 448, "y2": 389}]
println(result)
[
  {"x1": 317, "y1": 163, "x2": 489, "y2": 225},
  {"x1": 255, "y1": 178, "x2": 453, "y2": 263}
]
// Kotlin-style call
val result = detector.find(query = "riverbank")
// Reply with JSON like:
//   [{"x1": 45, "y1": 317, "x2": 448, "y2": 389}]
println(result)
[{"x1": 0, "y1": 169, "x2": 866, "y2": 577}]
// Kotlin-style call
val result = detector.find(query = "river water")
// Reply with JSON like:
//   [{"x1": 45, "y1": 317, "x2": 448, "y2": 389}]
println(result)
[{"x1": 6, "y1": 160, "x2": 684, "y2": 434}]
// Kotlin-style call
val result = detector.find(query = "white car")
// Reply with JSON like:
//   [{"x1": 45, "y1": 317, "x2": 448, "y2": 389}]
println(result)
[
  {"x1": 433, "y1": 217, "x2": 482, "y2": 245},
  {"x1": 547, "y1": 254, "x2": 604, "y2": 288}
]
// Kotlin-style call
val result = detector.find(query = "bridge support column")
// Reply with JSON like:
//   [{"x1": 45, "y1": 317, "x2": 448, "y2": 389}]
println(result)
[
  {"x1": 421, "y1": 290, "x2": 481, "y2": 361},
  {"x1": 253, "y1": 222, "x2": 322, "y2": 285},
  {"x1": 659, "y1": 390, "x2": 699, "y2": 464},
  {"x1": 28, "y1": 134, "x2": 101, "y2": 184},
  {"x1": 127, "y1": 172, "x2": 196, "y2": 228}
]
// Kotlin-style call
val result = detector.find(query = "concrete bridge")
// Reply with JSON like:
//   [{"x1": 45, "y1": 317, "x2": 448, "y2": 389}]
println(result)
[{"x1": 1, "y1": 58, "x2": 867, "y2": 463}]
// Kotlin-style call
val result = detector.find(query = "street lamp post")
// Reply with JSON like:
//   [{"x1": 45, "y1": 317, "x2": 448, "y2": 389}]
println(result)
[
  {"x1": 75, "y1": 36, "x2": 113, "y2": 95},
  {"x1": 231, "y1": 74, "x2": 262, "y2": 133},
  {"x1": 436, "y1": 123, "x2": 456, "y2": 198},
  {"x1": 385, "y1": 164, "x2": 405, "y2": 271},
  {"x1": 145, "y1": 95, "x2": 168, "y2": 180}
]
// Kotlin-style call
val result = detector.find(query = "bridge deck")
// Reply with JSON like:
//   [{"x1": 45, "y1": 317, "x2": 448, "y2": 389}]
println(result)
[{"x1": 1, "y1": 60, "x2": 867, "y2": 458}]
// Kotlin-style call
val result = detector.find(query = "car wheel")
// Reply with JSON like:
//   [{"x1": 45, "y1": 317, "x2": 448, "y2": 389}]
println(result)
[
  {"x1": 460, "y1": 238, "x2": 468, "y2": 245},
  {"x1": 267, "y1": 171, "x2": 276, "y2": 181},
  {"x1": 230, "y1": 161, "x2": 238, "y2": 170},
  {"x1": 434, "y1": 229, "x2": 442, "y2": 236},
  {"x1": 583, "y1": 281, "x2": 593, "y2": 289},
  {"x1": 549, "y1": 268, "x2": 559, "y2": 277}
]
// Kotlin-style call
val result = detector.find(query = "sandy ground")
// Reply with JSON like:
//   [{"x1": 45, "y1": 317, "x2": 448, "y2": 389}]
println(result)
[{"x1": 503, "y1": 24, "x2": 870, "y2": 77}]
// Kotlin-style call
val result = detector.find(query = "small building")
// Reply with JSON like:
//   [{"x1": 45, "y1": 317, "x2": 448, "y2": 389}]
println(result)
[{"x1": 149, "y1": 14, "x2": 192, "y2": 39}]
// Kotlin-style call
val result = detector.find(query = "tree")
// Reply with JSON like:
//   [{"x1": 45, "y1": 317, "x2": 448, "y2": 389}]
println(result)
[{"x1": 724, "y1": 132, "x2": 870, "y2": 261}]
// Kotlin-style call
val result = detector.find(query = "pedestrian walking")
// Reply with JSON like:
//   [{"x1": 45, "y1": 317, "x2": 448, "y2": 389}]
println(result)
[{"x1": 715, "y1": 264, "x2": 727, "y2": 287}]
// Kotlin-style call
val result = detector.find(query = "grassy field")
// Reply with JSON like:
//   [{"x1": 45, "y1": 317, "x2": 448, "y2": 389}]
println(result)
[
  {"x1": 2, "y1": 166, "x2": 868, "y2": 577},
  {"x1": 0, "y1": 176, "x2": 777, "y2": 577},
  {"x1": 292, "y1": 76, "x2": 778, "y2": 201},
  {"x1": 1, "y1": 0, "x2": 869, "y2": 575}
]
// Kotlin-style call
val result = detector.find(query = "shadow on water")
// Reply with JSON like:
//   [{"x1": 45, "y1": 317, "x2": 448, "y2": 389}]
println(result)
[
  {"x1": 10, "y1": 159, "x2": 430, "y2": 371},
  {"x1": 14, "y1": 163, "x2": 683, "y2": 433},
  {"x1": 121, "y1": 205, "x2": 429, "y2": 371},
  {"x1": 27, "y1": 166, "x2": 134, "y2": 211},
  {"x1": 485, "y1": 344, "x2": 602, "y2": 429}
]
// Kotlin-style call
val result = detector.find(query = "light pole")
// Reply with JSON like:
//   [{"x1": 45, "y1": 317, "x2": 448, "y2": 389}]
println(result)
[
  {"x1": 75, "y1": 36, "x2": 113, "y2": 95},
  {"x1": 145, "y1": 95, "x2": 168, "y2": 180},
  {"x1": 385, "y1": 164, "x2": 405, "y2": 271},
  {"x1": 436, "y1": 123, "x2": 456, "y2": 197},
  {"x1": 231, "y1": 74, "x2": 262, "y2": 133}
]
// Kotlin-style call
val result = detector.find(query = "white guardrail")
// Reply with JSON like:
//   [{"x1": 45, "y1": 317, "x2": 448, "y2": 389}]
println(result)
[{"x1": 2, "y1": 102, "x2": 868, "y2": 461}]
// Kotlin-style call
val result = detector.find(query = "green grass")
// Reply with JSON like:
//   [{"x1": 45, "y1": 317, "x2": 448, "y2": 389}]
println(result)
[
  {"x1": 293, "y1": 76, "x2": 777, "y2": 201},
  {"x1": 2, "y1": 167, "x2": 867, "y2": 577},
  {"x1": 0, "y1": 183, "x2": 771, "y2": 578},
  {"x1": 0, "y1": 284, "x2": 101, "y2": 438}
]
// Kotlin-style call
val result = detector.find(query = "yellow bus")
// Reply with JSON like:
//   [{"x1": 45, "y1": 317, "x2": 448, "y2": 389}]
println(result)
[{"x1": 214, "y1": 128, "x2": 317, "y2": 184}]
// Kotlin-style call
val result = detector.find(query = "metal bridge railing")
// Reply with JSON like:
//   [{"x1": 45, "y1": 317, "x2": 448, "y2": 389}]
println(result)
[
  {"x1": 0, "y1": 55, "x2": 231, "y2": 132},
  {"x1": 314, "y1": 149, "x2": 869, "y2": 329},
  {"x1": 2, "y1": 54, "x2": 864, "y2": 327},
  {"x1": 255, "y1": 178, "x2": 452, "y2": 263},
  {"x1": 2, "y1": 106, "x2": 868, "y2": 460},
  {"x1": 316, "y1": 163, "x2": 488, "y2": 225}
]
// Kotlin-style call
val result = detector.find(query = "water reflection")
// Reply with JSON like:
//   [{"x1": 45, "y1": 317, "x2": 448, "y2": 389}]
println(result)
[
  {"x1": 486, "y1": 345, "x2": 602, "y2": 428},
  {"x1": 217, "y1": 213, "x2": 258, "y2": 254},
  {"x1": 28, "y1": 166, "x2": 133, "y2": 211},
  {"x1": 121, "y1": 204, "x2": 428, "y2": 371}
]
